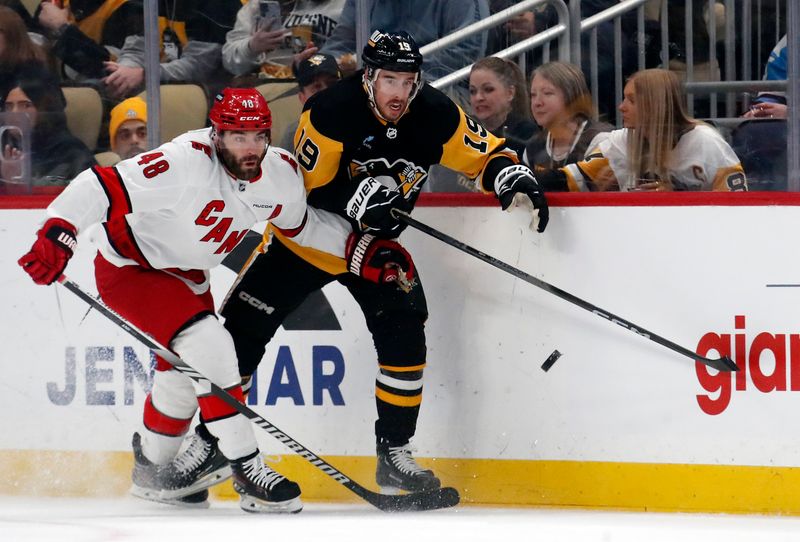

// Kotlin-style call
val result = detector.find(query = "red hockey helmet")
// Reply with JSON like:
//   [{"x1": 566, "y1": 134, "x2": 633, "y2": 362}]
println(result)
[{"x1": 209, "y1": 88, "x2": 272, "y2": 132}]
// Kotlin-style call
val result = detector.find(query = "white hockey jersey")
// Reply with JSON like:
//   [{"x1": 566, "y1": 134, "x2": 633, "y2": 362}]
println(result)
[
  {"x1": 563, "y1": 124, "x2": 747, "y2": 191},
  {"x1": 46, "y1": 128, "x2": 351, "y2": 292}
]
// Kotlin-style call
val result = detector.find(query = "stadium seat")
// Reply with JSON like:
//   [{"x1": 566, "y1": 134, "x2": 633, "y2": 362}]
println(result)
[
  {"x1": 62, "y1": 85, "x2": 103, "y2": 152},
  {"x1": 20, "y1": 0, "x2": 38, "y2": 16},
  {"x1": 255, "y1": 82, "x2": 301, "y2": 150},
  {"x1": 730, "y1": 118, "x2": 787, "y2": 191},
  {"x1": 94, "y1": 151, "x2": 121, "y2": 167},
  {"x1": 140, "y1": 84, "x2": 209, "y2": 144}
]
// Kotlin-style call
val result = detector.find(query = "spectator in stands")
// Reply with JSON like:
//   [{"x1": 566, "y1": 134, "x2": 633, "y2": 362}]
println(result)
[
  {"x1": 734, "y1": 34, "x2": 788, "y2": 190},
  {"x1": 222, "y1": 0, "x2": 345, "y2": 80},
  {"x1": 35, "y1": 0, "x2": 143, "y2": 82},
  {"x1": 468, "y1": 56, "x2": 535, "y2": 157},
  {"x1": 505, "y1": 0, "x2": 639, "y2": 121},
  {"x1": 105, "y1": 0, "x2": 240, "y2": 99},
  {"x1": 0, "y1": 5, "x2": 54, "y2": 88},
  {"x1": 538, "y1": 69, "x2": 747, "y2": 192},
  {"x1": 524, "y1": 61, "x2": 611, "y2": 172},
  {"x1": 109, "y1": 95, "x2": 146, "y2": 160},
  {"x1": 0, "y1": 65, "x2": 96, "y2": 186},
  {"x1": 743, "y1": 34, "x2": 787, "y2": 120},
  {"x1": 320, "y1": 0, "x2": 488, "y2": 96},
  {"x1": 279, "y1": 51, "x2": 340, "y2": 150}
]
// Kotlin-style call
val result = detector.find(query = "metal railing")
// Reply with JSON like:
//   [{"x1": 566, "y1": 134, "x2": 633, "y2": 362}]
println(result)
[
  {"x1": 424, "y1": 0, "x2": 570, "y2": 91},
  {"x1": 419, "y1": 0, "x2": 797, "y2": 190}
]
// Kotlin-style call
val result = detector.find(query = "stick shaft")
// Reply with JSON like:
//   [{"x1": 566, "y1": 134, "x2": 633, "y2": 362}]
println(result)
[
  {"x1": 395, "y1": 211, "x2": 736, "y2": 372},
  {"x1": 56, "y1": 275, "x2": 457, "y2": 511}
]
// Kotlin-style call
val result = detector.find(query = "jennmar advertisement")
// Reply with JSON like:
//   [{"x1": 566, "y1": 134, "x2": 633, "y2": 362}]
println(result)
[{"x1": 3, "y1": 199, "x2": 800, "y2": 470}]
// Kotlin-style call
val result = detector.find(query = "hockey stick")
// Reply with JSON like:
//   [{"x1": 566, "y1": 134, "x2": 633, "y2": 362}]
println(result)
[
  {"x1": 392, "y1": 210, "x2": 737, "y2": 373},
  {"x1": 56, "y1": 275, "x2": 460, "y2": 512}
]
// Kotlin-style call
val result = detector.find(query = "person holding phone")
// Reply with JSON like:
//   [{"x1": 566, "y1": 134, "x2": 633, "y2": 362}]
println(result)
[
  {"x1": 222, "y1": 0, "x2": 345, "y2": 79},
  {"x1": 0, "y1": 65, "x2": 95, "y2": 187},
  {"x1": 105, "y1": 0, "x2": 240, "y2": 99}
]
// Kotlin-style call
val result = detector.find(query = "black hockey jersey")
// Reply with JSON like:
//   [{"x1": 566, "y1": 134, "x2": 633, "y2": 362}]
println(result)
[{"x1": 272, "y1": 72, "x2": 517, "y2": 274}]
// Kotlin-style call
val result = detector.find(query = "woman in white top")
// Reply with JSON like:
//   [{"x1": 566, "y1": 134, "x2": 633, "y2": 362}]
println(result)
[{"x1": 542, "y1": 69, "x2": 748, "y2": 192}]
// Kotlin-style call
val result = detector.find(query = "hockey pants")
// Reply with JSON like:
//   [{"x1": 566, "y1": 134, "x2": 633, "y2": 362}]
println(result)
[
  {"x1": 221, "y1": 237, "x2": 429, "y2": 445},
  {"x1": 94, "y1": 254, "x2": 258, "y2": 464}
]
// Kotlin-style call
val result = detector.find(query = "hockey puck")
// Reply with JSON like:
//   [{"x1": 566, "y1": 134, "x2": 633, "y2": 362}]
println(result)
[{"x1": 541, "y1": 349, "x2": 562, "y2": 372}]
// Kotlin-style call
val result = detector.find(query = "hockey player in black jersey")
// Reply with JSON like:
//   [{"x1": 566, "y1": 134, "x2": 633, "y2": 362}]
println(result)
[{"x1": 174, "y1": 30, "x2": 549, "y2": 495}]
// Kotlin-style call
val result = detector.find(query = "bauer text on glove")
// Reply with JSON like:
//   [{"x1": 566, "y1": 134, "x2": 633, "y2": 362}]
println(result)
[{"x1": 345, "y1": 176, "x2": 411, "y2": 237}]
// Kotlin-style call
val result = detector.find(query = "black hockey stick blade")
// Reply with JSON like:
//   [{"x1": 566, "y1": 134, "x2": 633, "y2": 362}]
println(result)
[
  {"x1": 392, "y1": 210, "x2": 738, "y2": 373},
  {"x1": 361, "y1": 486, "x2": 460, "y2": 512},
  {"x1": 57, "y1": 275, "x2": 460, "y2": 512}
]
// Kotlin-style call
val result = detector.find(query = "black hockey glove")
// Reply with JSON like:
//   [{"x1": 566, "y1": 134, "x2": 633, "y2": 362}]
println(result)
[
  {"x1": 494, "y1": 164, "x2": 549, "y2": 232},
  {"x1": 345, "y1": 176, "x2": 411, "y2": 237}
]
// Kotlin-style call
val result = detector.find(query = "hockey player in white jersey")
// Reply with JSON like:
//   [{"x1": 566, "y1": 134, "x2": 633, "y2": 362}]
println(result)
[{"x1": 17, "y1": 88, "x2": 412, "y2": 513}]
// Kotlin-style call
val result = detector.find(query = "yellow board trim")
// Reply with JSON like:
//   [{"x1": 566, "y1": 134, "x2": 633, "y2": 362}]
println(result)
[{"x1": 3, "y1": 450, "x2": 800, "y2": 514}]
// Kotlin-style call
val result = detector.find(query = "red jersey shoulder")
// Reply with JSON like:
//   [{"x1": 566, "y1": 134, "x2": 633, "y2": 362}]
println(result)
[
  {"x1": 274, "y1": 148, "x2": 298, "y2": 173},
  {"x1": 190, "y1": 140, "x2": 213, "y2": 159}
]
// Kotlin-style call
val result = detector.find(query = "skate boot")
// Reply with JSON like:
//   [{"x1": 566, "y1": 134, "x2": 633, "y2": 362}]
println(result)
[
  {"x1": 130, "y1": 432, "x2": 210, "y2": 508},
  {"x1": 158, "y1": 424, "x2": 232, "y2": 499},
  {"x1": 230, "y1": 450, "x2": 303, "y2": 513},
  {"x1": 376, "y1": 438, "x2": 441, "y2": 494}
]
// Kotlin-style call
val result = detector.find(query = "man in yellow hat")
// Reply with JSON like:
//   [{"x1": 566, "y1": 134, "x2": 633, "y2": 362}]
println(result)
[{"x1": 109, "y1": 97, "x2": 147, "y2": 160}]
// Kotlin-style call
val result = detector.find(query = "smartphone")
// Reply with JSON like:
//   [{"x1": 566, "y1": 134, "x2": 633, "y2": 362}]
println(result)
[
  {"x1": 258, "y1": 0, "x2": 281, "y2": 31},
  {"x1": 0, "y1": 126, "x2": 22, "y2": 153}
]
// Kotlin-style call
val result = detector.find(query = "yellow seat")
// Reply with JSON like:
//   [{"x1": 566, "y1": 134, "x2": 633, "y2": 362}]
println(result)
[
  {"x1": 62, "y1": 85, "x2": 103, "y2": 151},
  {"x1": 140, "y1": 84, "x2": 209, "y2": 144},
  {"x1": 20, "y1": 0, "x2": 38, "y2": 16},
  {"x1": 94, "y1": 151, "x2": 121, "y2": 167},
  {"x1": 255, "y1": 82, "x2": 301, "y2": 150}
]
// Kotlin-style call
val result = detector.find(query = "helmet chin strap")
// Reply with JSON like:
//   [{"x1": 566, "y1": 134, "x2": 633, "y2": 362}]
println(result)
[{"x1": 362, "y1": 67, "x2": 421, "y2": 123}]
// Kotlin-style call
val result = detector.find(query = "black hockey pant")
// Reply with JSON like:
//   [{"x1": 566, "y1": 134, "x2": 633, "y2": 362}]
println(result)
[{"x1": 221, "y1": 237, "x2": 429, "y2": 445}]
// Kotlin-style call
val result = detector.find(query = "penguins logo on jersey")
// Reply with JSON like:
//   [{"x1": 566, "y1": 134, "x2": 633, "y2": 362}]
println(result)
[{"x1": 349, "y1": 158, "x2": 426, "y2": 197}]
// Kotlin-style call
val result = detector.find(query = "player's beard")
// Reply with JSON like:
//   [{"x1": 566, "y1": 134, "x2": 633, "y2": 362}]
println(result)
[{"x1": 219, "y1": 147, "x2": 267, "y2": 180}]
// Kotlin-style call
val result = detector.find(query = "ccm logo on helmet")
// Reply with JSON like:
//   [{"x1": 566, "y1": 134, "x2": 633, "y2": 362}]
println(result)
[{"x1": 240, "y1": 116, "x2": 261, "y2": 121}]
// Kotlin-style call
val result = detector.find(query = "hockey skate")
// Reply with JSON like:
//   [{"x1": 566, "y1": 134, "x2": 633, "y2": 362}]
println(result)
[
  {"x1": 131, "y1": 426, "x2": 231, "y2": 507},
  {"x1": 376, "y1": 438, "x2": 441, "y2": 494},
  {"x1": 158, "y1": 424, "x2": 232, "y2": 496},
  {"x1": 231, "y1": 450, "x2": 303, "y2": 513}
]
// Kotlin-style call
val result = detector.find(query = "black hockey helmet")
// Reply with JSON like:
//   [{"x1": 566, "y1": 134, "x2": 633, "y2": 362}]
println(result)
[{"x1": 362, "y1": 30, "x2": 423, "y2": 73}]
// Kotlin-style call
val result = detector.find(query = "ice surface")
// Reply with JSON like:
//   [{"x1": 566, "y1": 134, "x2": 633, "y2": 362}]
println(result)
[{"x1": 3, "y1": 496, "x2": 800, "y2": 542}]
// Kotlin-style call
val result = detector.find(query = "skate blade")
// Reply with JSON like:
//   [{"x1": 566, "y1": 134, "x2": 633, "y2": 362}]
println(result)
[
  {"x1": 130, "y1": 485, "x2": 210, "y2": 509},
  {"x1": 159, "y1": 466, "x2": 233, "y2": 500},
  {"x1": 239, "y1": 495, "x2": 303, "y2": 514},
  {"x1": 378, "y1": 481, "x2": 442, "y2": 495},
  {"x1": 377, "y1": 485, "x2": 402, "y2": 495}
]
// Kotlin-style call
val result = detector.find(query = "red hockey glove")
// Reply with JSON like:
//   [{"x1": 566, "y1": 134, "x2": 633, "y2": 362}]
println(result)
[
  {"x1": 345, "y1": 232, "x2": 416, "y2": 292},
  {"x1": 18, "y1": 217, "x2": 77, "y2": 285}
]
